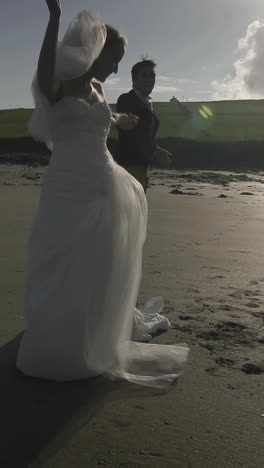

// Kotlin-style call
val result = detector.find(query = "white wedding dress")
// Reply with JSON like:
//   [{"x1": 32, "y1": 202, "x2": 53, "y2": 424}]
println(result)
[
  {"x1": 16, "y1": 96, "x2": 188, "y2": 387},
  {"x1": 16, "y1": 10, "x2": 188, "y2": 387}
]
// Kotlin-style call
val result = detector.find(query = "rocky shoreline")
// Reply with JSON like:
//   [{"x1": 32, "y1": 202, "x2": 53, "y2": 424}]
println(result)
[{"x1": 2, "y1": 136, "x2": 264, "y2": 171}]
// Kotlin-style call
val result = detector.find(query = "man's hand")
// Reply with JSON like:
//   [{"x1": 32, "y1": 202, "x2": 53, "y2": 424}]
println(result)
[
  {"x1": 46, "y1": 0, "x2": 61, "y2": 18},
  {"x1": 114, "y1": 113, "x2": 139, "y2": 131},
  {"x1": 153, "y1": 146, "x2": 172, "y2": 169}
]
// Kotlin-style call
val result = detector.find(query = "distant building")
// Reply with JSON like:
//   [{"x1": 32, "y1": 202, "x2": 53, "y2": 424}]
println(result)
[{"x1": 169, "y1": 96, "x2": 191, "y2": 116}]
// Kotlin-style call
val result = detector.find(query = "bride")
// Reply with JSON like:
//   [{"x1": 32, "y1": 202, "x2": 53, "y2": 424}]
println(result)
[{"x1": 16, "y1": 0, "x2": 189, "y2": 387}]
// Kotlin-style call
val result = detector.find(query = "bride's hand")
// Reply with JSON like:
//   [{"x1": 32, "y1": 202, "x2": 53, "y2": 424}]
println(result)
[
  {"x1": 46, "y1": 0, "x2": 61, "y2": 17},
  {"x1": 116, "y1": 113, "x2": 139, "y2": 131}
]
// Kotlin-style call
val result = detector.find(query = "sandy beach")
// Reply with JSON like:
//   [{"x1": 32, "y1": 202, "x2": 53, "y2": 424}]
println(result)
[{"x1": 0, "y1": 166, "x2": 264, "y2": 467}]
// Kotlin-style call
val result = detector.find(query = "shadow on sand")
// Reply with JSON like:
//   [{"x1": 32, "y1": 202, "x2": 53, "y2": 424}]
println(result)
[
  {"x1": 0, "y1": 333, "x2": 119, "y2": 468},
  {"x1": 1, "y1": 333, "x2": 166, "y2": 468}
]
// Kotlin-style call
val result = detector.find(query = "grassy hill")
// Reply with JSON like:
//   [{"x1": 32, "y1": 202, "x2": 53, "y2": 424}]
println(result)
[
  {"x1": 1, "y1": 100, "x2": 264, "y2": 141},
  {"x1": 153, "y1": 100, "x2": 264, "y2": 141},
  {"x1": 0, "y1": 108, "x2": 33, "y2": 138}
]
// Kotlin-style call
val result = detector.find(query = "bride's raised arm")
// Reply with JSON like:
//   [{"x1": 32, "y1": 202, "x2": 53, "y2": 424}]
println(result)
[{"x1": 37, "y1": 0, "x2": 61, "y2": 102}]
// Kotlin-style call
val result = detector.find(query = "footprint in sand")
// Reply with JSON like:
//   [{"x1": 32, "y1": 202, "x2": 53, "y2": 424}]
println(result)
[
  {"x1": 197, "y1": 330, "x2": 220, "y2": 340},
  {"x1": 245, "y1": 301, "x2": 260, "y2": 308},
  {"x1": 216, "y1": 304, "x2": 234, "y2": 311},
  {"x1": 197, "y1": 321, "x2": 258, "y2": 349},
  {"x1": 215, "y1": 357, "x2": 236, "y2": 368},
  {"x1": 205, "y1": 367, "x2": 218, "y2": 375},
  {"x1": 186, "y1": 287, "x2": 200, "y2": 294},
  {"x1": 256, "y1": 277, "x2": 264, "y2": 283},
  {"x1": 229, "y1": 291, "x2": 244, "y2": 300},
  {"x1": 227, "y1": 384, "x2": 239, "y2": 390},
  {"x1": 251, "y1": 311, "x2": 264, "y2": 319},
  {"x1": 201, "y1": 266, "x2": 230, "y2": 273},
  {"x1": 245, "y1": 289, "x2": 263, "y2": 297},
  {"x1": 199, "y1": 342, "x2": 215, "y2": 351},
  {"x1": 171, "y1": 324, "x2": 193, "y2": 333},
  {"x1": 217, "y1": 321, "x2": 246, "y2": 331},
  {"x1": 163, "y1": 299, "x2": 174, "y2": 314},
  {"x1": 227, "y1": 250, "x2": 251, "y2": 254},
  {"x1": 179, "y1": 315, "x2": 195, "y2": 321}
]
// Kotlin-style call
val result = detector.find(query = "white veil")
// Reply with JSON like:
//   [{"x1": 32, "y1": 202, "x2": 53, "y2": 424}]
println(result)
[
  {"x1": 55, "y1": 10, "x2": 107, "y2": 81},
  {"x1": 28, "y1": 11, "x2": 107, "y2": 150}
]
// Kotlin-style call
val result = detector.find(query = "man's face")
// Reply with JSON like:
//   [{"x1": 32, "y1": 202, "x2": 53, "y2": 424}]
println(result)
[{"x1": 133, "y1": 66, "x2": 156, "y2": 97}]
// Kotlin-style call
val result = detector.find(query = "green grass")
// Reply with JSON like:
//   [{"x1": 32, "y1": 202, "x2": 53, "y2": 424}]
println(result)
[
  {"x1": 2, "y1": 100, "x2": 264, "y2": 141},
  {"x1": 0, "y1": 108, "x2": 33, "y2": 138},
  {"x1": 152, "y1": 100, "x2": 264, "y2": 141}
]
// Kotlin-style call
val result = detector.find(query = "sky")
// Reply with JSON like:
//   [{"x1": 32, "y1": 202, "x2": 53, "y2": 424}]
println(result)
[{"x1": 2, "y1": 0, "x2": 264, "y2": 109}]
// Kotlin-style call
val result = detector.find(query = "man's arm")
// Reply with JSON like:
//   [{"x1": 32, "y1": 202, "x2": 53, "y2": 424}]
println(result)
[{"x1": 111, "y1": 113, "x2": 139, "y2": 130}]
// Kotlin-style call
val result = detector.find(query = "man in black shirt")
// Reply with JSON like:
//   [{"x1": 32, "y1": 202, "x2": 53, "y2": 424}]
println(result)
[{"x1": 115, "y1": 59, "x2": 171, "y2": 192}]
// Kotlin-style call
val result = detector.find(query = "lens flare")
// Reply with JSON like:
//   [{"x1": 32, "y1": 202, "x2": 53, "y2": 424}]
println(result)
[{"x1": 199, "y1": 105, "x2": 213, "y2": 119}]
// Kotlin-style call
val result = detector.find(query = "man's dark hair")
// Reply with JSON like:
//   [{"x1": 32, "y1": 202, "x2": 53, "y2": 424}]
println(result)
[{"x1": 131, "y1": 58, "x2": 157, "y2": 80}]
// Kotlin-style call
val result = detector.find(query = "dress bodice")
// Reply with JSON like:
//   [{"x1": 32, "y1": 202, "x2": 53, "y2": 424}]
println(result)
[
  {"x1": 40, "y1": 97, "x2": 114, "y2": 201},
  {"x1": 51, "y1": 97, "x2": 111, "y2": 143},
  {"x1": 50, "y1": 97, "x2": 112, "y2": 161}
]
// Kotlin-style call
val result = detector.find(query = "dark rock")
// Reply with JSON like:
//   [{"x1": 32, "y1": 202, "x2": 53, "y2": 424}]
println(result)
[{"x1": 241, "y1": 363, "x2": 264, "y2": 374}]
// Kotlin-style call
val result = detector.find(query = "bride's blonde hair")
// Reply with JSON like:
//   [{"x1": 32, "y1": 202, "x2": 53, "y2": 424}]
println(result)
[{"x1": 104, "y1": 24, "x2": 127, "y2": 49}]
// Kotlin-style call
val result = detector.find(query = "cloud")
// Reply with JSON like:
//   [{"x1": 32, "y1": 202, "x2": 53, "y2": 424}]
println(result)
[
  {"x1": 153, "y1": 86, "x2": 181, "y2": 93},
  {"x1": 157, "y1": 75, "x2": 177, "y2": 83},
  {"x1": 103, "y1": 78, "x2": 130, "y2": 94},
  {"x1": 154, "y1": 76, "x2": 182, "y2": 93},
  {"x1": 105, "y1": 75, "x2": 186, "y2": 96},
  {"x1": 211, "y1": 20, "x2": 264, "y2": 100},
  {"x1": 157, "y1": 75, "x2": 197, "y2": 86},
  {"x1": 177, "y1": 78, "x2": 198, "y2": 85},
  {"x1": 104, "y1": 78, "x2": 121, "y2": 87}
]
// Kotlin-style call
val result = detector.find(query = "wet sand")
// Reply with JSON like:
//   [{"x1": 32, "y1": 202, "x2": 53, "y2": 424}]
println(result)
[{"x1": 0, "y1": 167, "x2": 264, "y2": 467}]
